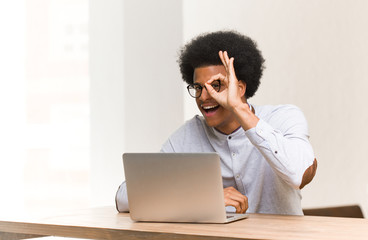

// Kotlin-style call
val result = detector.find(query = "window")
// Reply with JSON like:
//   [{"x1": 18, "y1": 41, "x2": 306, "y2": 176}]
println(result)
[{"x1": 0, "y1": 0, "x2": 90, "y2": 216}]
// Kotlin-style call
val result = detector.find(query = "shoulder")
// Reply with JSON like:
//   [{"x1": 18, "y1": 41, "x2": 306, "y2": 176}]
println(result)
[
  {"x1": 171, "y1": 115, "x2": 205, "y2": 138},
  {"x1": 255, "y1": 104, "x2": 303, "y2": 117},
  {"x1": 255, "y1": 104, "x2": 309, "y2": 134},
  {"x1": 256, "y1": 104, "x2": 306, "y2": 122},
  {"x1": 161, "y1": 115, "x2": 208, "y2": 152}
]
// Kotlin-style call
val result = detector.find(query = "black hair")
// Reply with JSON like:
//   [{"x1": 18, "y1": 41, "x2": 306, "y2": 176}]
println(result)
[{"x1": 178, "y1": 30, "x2": 265, "y2": 98}]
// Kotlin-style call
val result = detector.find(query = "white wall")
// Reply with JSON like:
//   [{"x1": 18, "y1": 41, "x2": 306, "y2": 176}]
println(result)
[
  {"x1": 90, "y1": 0, "x2": 125, "y2": 206},
  {"x1": 183, "y1": 0, "x2": 368, "y2": 216},
  {"x1": 122, "y1": 0, "x2": 183, "y2": 152},
  {"x1": 89, "y1": 0, "x2": 183, "y2": 206},
  {"x1": 0, "y1": 0, "x2": 26, "y2": 215}
]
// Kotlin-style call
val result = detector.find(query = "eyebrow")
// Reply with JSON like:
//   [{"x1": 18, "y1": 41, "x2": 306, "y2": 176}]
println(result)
[{"x1": 192, "y1": 80, "x2": 220, "y2": 86}]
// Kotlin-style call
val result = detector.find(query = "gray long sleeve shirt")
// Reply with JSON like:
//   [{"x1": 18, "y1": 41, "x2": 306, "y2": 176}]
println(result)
[{"x1": 116, "y1": 104, "x2": 315, "y2": 215}]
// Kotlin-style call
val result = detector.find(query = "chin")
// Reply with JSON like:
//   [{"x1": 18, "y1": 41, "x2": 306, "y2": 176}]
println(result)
[{"x1": 203, "y1": 117, "x2": 220, "y2": 128}]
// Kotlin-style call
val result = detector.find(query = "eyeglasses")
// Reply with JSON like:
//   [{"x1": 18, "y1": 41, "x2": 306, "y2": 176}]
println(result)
[{"x1": 187, "y1": 80, "x2": 221, "y2": 98}]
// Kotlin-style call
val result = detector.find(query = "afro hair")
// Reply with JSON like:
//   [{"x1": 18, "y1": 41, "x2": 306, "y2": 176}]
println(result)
[{"x1": 178, "y1": 30, "x2": 265, "y2": 98}]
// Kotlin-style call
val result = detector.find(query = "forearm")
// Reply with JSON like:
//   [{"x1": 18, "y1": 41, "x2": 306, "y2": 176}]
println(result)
[
  {"x1": 232, "y1": 102, "x2": 259, "y2": 131},
  {"x1": 115, "y1": 181, "x2": 130, "y2": 212},
  {"x1": 245, "y1": 119, "x2": 315, "y2": 188},
  {"x1": 232, "y1": 104, "x2": 316, "y2": 189}
]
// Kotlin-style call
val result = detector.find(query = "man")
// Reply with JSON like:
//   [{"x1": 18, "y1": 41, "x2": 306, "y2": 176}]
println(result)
[{"x1": 116, "y1": 30, "x2": 317, "y2": 215}]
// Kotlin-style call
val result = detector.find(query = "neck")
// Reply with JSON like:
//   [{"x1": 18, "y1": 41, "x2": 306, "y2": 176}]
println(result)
[
  {"x1": 215, "y1": 124, "x2": 242, "y2": 135},
  {"x1": 214, "y1": 116, "x2": 242, "y2": 135}
]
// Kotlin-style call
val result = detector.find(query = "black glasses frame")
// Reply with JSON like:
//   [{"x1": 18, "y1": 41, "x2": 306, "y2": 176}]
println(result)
[{"x1": 187, "y1": 80, "x2": 221, "y2": 98}]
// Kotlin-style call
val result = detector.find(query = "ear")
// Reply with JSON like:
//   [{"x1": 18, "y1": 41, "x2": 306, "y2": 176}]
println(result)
[{"x1": 238, "y1": 80, "x2": 247, "y2": 97}]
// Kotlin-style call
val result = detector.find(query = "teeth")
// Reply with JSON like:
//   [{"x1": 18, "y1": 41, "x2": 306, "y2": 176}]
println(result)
[{"x1": 202, "y1": 105, "x2": 219, "y2": 110}]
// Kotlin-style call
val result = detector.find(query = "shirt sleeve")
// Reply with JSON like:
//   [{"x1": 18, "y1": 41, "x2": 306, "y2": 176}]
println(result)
[
  {"x1": 115, "y1": 181, "x2": 129, "y2": 212},
  {"x1": 244, "y1": 106, "x2": 315, "y2": 189},
  {"x1": 160, "y1": 138, "x2": 175, "y2": 152}
]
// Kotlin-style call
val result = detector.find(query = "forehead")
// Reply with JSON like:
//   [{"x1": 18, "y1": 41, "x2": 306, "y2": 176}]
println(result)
[{"x1": 193, "y1": 65, "x2": 226, "y2": 84}]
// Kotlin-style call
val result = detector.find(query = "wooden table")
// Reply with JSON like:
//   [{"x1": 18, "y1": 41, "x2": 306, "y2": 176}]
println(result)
[{"x1": 1, "y1": 206, "x2": 368, "y2": 240}]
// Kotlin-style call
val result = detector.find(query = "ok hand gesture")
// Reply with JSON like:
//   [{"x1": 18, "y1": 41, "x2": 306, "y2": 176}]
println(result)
[{"x1": 204, "y1": 51, "x2": 246, "y2": 112}]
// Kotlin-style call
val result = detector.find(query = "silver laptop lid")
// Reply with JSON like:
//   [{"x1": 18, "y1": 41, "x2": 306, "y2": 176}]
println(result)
[{"x1": 123, "y1": 153, "x2": 228, "y2": 223}]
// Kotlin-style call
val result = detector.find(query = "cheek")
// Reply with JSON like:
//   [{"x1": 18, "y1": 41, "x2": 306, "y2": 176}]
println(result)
[{"x1": 195, "y1": 99, "x2": 201, "y2": 108}]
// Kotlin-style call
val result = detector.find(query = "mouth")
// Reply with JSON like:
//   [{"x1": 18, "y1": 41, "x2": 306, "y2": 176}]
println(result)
[{"x1": 201, "y1": 103, "x2": 220, "y2": 115}]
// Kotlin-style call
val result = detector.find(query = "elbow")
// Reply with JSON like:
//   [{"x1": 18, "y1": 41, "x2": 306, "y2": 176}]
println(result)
[
  {"x1": 288, "y1": 176, "x2": 304, "y2": 190},
  {"x1": 115, "y1": 183, "x2": 130, "y2": 213},
  {"x1": 299, "y1": 158, "x2": 318, "y2": 189},
  {"x1": 116, "y1": 196, "x2": 130, "y2": 213},
  {"x1": 283, "y1": 158, "x2": 317, "y2": 190},
  {"x1": 115, "y1": 187, "x2": 124, "y2": 213}
]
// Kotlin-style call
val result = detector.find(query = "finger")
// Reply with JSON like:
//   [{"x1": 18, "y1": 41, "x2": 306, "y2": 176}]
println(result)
[
  {"x1": 238, "y1": 195, "x2": 248, "y2": 213},
  {"x1": 206, "y1": 75, "x2": 227, "y2": 99},
  {"x1": 224, "y1": 188, "x2": 248, "y2": 212},
  {"x1": 206, "y1": 73, "x2": 227, "y2": 86},
  {"x1": 204, "y1": 82, "x2": 219, "y2": 99},
  {"x1": 224, "y1": 199, "x2": 242, "y2": 213},
  {"x1": 225, "y1": 197, "x2": 247, "y2": 214},
  {"x1": 223, "y1": 51, "x2": 231, "y2": 69},
  {"x1": 228, "y1": 193, "x2": 247, "y2": 213},
  {"x1": 228, "y1": 57, "x2": 237, "y2": 83},
  {"x1": 244, "y1": 197, "x2": 248, "y2": 212},
  {"x1": 224, "y1": 186, "x2": 237, "y2": 191},
  {"x1": 219, "y1": 51, "x2": 228, "y2": 71},
  {"x1": 224, "y1": 186, "x2": 245, "y2": 197}
]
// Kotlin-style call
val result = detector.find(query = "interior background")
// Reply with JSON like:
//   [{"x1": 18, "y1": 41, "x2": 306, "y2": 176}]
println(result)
[
  {"x1": 1, "y1": 0, "x2": 367, "y2": 217},
  {"x1": 91, "y1": 0, "x2": 368, "y2": 215}
]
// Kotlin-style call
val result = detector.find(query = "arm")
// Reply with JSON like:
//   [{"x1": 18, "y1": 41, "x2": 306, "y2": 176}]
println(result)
[
  {"x1": 244, "y1": 115, "x2": 317, "y2": 189},
  {"x1": 115, "y1": 181, "x2": 129, "y2": 212},
  {"x1": 205, "y1": 51, "x2": 317, "y2": 189}
]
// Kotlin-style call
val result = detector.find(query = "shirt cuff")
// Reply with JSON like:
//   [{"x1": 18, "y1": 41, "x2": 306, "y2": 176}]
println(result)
[{"x1": 244, "y1": 119, "x2": 275, "y2": 146}]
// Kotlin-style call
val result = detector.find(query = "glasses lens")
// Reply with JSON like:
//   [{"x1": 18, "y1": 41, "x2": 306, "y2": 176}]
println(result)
[
  {"x1": 211, "y1": 80, "x2": 221, "y2": 92},
  {"x1": 187, "y1": 85, "x2": 202, "y2": 98}
]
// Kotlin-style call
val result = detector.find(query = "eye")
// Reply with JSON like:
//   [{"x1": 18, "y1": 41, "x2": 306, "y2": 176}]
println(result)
[
  {"x1": 211, "y1": 83, "x2": 220, "y2": 88},
  {"x1": 211, "y1": 81, "x2": 221, "y2": 91},
  {"x1": 193, "y1": 84, "x2": 202, "y2": 91}
]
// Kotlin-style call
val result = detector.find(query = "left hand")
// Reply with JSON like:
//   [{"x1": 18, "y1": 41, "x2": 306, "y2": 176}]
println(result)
[{"x1": 204, "y1": 51, "x2": 244, "y2": 112}]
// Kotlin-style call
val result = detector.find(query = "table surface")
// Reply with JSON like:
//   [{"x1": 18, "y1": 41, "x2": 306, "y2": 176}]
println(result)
[{"x1": 1, "y1": 206, "x2": 368, "y2": 240}]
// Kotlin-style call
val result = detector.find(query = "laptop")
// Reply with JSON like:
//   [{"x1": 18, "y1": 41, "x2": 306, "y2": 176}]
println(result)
[{"x1": 123, "y1": 152, "x2": 248, "y2": 223}]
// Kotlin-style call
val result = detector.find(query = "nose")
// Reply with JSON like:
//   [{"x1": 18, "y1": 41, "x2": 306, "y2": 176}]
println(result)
[{"x1": 199, "y1": 86, "x2": 211, "y2": 101}]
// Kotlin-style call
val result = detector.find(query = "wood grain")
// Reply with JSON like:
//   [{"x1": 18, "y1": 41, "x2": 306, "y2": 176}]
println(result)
[
  {"x1": 0, "y1": 232, "x2": 46, "y2": 240},
  {"x1": 1, "y1": 206, "x2": 368, "y2": 240}
]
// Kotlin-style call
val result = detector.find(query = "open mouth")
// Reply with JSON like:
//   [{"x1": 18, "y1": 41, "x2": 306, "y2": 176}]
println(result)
[{"x1": 201, "y1": 104, "x2": 220, "y2": 114}]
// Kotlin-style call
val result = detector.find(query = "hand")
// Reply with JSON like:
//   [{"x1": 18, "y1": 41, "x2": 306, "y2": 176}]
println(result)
[
  {"x1": 204, "y1": 51, "x2": 245, "y2": 112},
  {"x1": 223, "y1": 187, "x2": 248, "y2": 213}
]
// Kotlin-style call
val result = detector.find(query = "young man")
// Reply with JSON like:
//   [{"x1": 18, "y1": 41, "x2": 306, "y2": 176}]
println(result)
[{"x1": 116, "y1": 31, "x2": 317, "y2": 215}]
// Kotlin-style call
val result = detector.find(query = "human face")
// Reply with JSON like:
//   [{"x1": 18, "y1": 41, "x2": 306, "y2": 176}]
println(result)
[{"x1": 193, "y1": 65, "x2": 241, "y2": 134}]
